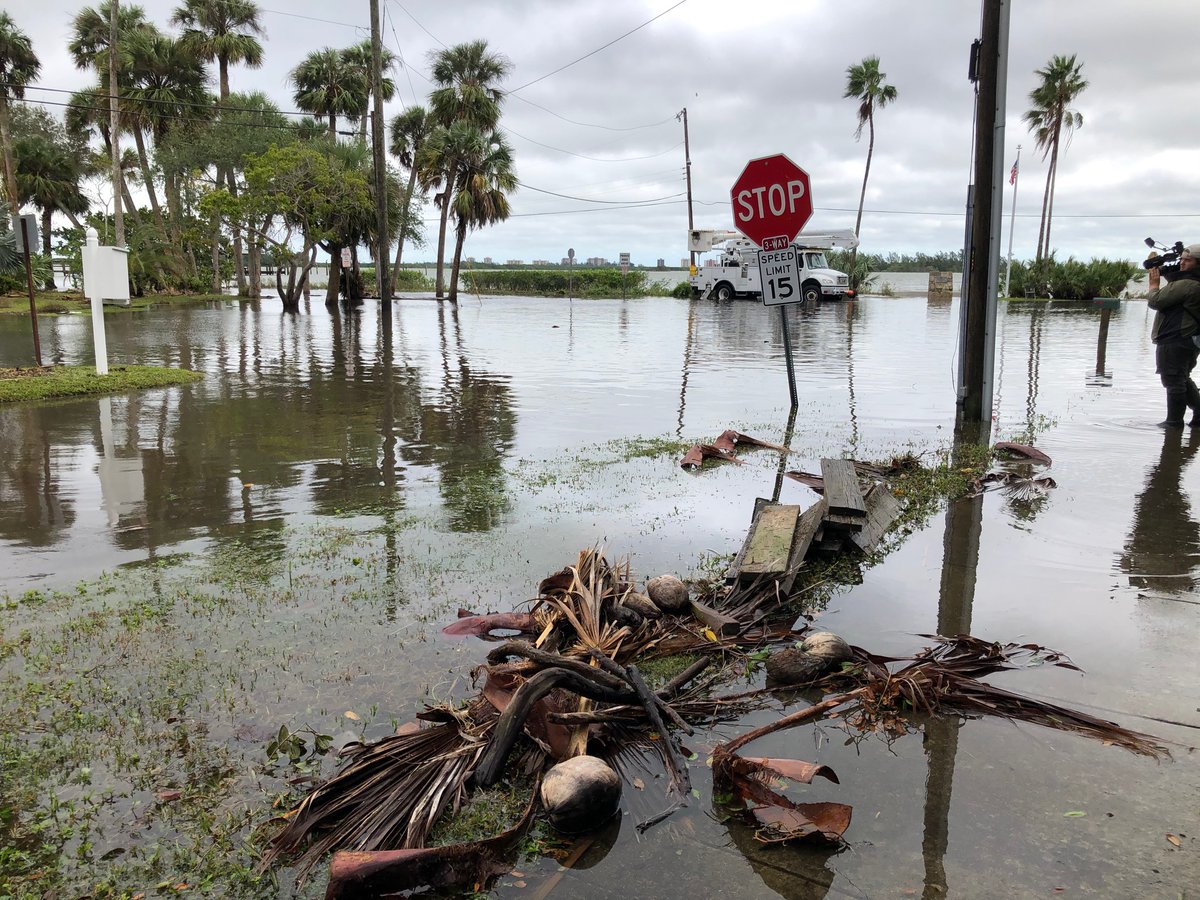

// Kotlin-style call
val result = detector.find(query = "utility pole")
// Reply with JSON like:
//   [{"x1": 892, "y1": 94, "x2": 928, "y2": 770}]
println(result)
[
  {"x1": 678, "y1": 108, "x2": 695, "y2": 268},
  {"x1": 109, "y1": 0, "x2": 124, "y2": 246},
  {"x1": 369, "y1": 0, "x2": 391, "y2": 310},
  {"x1": 960, "y1": 0, "x2": 1009, "y2": 423},
  {"x1": 1003, "y1": 144, "x2": 1021, "y2": 298}
]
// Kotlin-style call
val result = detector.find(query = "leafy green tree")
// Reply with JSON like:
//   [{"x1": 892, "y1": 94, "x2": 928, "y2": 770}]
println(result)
[
  {"x1": 230, "y1": 142, "x2": 373, "y2": 311},
  {"x1": 388, "y1": 104, "x2": 430, "y2": 292},
  {"x1": 14, "y1": 134, "x2": 90, "y2": 284},
  {"x1": 1023, "y1": 54, "x2": 1087, "y2": 262},
  {"x1": 444, "y1": 125, "x2": 515, "y2": 304},
  {"x1": 843, "y1": 55, "x2": 897, "y2": 270},
  {"x1": 426, "y1": 40, "x2": 511, "y2": 298},
  {"x1": 0, "y1": 11, "x2": 40, "y2": 224}
]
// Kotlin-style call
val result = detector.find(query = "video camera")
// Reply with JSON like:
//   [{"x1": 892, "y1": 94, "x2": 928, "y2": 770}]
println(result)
[{"x1": 1143, "y1": 237, "x2": 1185, "y2": 281}]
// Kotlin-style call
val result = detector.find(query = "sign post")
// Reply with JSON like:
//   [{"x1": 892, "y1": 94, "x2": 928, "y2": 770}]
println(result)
[
  {"x1": 567, "y1": 247, "x2": 575, "y2": 301},
  {"x1": 729, "y1": 154, "x2": 814, "y2": 409},
  {"x1": 619, "y1": 251, "x2": 630, "y2": 299},
  {"x1": 17, "y1": 214, "x2": 42, "y2": 367}
]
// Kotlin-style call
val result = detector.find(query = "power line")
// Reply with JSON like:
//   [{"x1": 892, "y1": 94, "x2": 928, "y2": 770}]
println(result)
[
  {"x1": 258, "y1": 7, "x2": 368, "y2": 30},
  {"x1": 8, "y1": 81, "x2": 316, "y2": 120},
  {"x1": 506, "y1": 200, "x2": 686, "y2": 218},
  {"x1": 509, "y1": 95, "x2": 677, "y2": 132},
  {"x1": 509, "y1": 0, "x2": 691, "y2": 94},
  {"x1": 503, "y1": 125, "x2": 682, "y2": 163},
  {"x1": 517, "y1": 181, "x2": 685, "y2": 205},
  {"x1": 382, "y1": 2, "x2": 421, "y2": 107},
  {"x1": 388, "y1": 0, "x2": 445, "y2": 49}
]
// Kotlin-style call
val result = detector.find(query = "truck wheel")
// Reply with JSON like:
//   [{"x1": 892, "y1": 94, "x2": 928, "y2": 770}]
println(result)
[
  {"x1": 714, "y1": 282, "x2": 735, "y2": 301},
  {"x1": 802, "y1": 281, "x2": 822, "y2": 303}
]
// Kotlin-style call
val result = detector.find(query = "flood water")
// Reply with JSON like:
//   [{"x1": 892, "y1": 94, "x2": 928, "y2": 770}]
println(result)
[{"x1": 0, "y1": 293, "x2": 1197, "y2": 897}]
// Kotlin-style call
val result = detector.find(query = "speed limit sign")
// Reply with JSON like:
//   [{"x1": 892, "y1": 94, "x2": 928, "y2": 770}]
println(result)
[{"x1": 756, "y1": 246, "x2": 801, "y2": 307}]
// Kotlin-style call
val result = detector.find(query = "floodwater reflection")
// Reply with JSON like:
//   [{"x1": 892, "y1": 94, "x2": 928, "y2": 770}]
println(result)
[{"x1": 1119, "y1": 427, "x2": 1200, "y2": 596}]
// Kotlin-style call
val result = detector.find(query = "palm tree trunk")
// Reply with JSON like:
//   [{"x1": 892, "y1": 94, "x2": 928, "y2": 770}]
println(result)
[
  {"x1": 1044, "y1": 147, "x2": 1060, "y2": 258},
  {"x1": 228, "y1": 169, "x2": 247, "y2": 296},
  {"x1": 329, "y1": 112, "x2": 337, "y2": 140},
  {"x1": 132, "y1": 128, "x2": 166, "y2": 234},
  {"x1": 1035, "y1": 160, "x2": 1053, "y2": 262},
  {"x1": 849, "y1": 111, "x2": 875, "y2": 273},
  {"x1": 449, "y1": 219, "x2": 467, "y2": 305},
  {"x1": 211, "y1": 214, "x2": 221, "y2": 292},
  {"x1": 435, "y1": 187, "x2": 451, "y2": 299},
  {"x1": 41, "y1": 207, "x2": 56, "y2": 289},
  {"x1": 326, "y1": 247, "x2": 340, "y2": 305},
  {"x1": 0, "y1": 94, "x2": 20, "y2": 225},
  {"x1": 390, "y1": 166, "x2": 419, "y2": 294}
]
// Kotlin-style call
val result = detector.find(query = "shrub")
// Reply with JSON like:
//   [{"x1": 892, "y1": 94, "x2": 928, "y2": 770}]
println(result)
[
  {"x1": 1004, "y1": 256, "x2": 1141, "y2": 300},
  {"x1": 461, "y1": 268, "x2": 651, "y2": 298}
]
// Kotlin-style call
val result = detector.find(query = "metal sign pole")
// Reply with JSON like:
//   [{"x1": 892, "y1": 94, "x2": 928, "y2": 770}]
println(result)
[
  {"x1": 20, "y1": 217, "x2": 42, "y2": 367},
  {"x1": 779, "y1": 306, "x2": 798, "y2": 409}
]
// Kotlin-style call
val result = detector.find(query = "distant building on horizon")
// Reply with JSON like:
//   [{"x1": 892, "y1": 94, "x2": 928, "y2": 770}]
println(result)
[{"x1": 506, "y1": 259, "x2": 523, "y2": 266}]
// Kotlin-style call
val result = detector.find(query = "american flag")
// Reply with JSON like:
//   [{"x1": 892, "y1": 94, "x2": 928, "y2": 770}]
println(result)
[{"x1": 1009, "y1": 160, "x2": 1019, "y2": 185}]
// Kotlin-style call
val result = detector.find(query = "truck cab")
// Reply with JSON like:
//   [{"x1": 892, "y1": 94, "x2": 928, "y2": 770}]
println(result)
[{"x1": 688, "y1": 229, "x2": 858, "y2": 302}]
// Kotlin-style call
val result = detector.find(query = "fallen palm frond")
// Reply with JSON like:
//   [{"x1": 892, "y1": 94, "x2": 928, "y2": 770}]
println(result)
[
  {"x1": 966, "y1": 471, "x2": 1057, "y2": 500},
  {"x1": 680, "y1": 429, "x2": 791, "y2": 469},
  {"x1": 263, "y1": 701, "x2": 496, "y2": 877},
  {"x1": 994, "y1": 441, "x2": 1053, "y2": 466}
]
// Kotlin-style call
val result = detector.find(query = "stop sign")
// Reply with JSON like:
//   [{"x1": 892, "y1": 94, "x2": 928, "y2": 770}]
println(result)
[{"x1": 729, "y1": 154, "x2": 813, "y2": 248}]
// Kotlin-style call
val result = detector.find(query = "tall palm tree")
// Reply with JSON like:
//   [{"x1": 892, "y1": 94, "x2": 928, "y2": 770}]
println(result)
[
  {"x1": 388, "y1": 104, "x2": 429, "y2": 293},
  {"x1": 341, "y1": 40, "x2": 396, "y2": 141},
  {"x1": 0, "y1": 12, "x2": 40, "y2": 225},
  {"x1": 843, "y1": 55, "x2": 897, "y2": 271},
  {"x1": 444, "y1": 124, "x2": 515, "y2": 304},
  {"x1": 171, "y1": 0, "x2": 263, "y2": 103},
  {"x1": 291, "y1": 48, "x2": 367, "y2": 139},
  {"x1": 69, "y1": 3, "x2": 154, "y2": 226},
  {"x1": 1023, "y1": 54, "x2": 1086, "y2": 262},
  {"x1": 15, "y1": 134, "x2": 90, "y2": 284},
  {"x1": 427, "y1": 40, "x2": 511, "y2": 298}
]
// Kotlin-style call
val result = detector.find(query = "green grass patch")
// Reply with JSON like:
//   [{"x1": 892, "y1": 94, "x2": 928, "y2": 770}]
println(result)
[
  {"x1": 0, "y1": 293, "x2": 240, "y2": 316},
  {"x1": 0, "y1": 365, "x2": 202, "y2": 403}
]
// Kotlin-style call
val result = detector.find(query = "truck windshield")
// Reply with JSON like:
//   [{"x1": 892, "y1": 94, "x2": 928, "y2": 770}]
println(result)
[{"x1": 805, "y1": 252, "x2": 828, "y2": 269}]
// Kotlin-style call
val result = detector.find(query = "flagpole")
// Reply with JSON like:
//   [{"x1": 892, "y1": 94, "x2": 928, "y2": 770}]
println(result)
[{"x1": 1003, "y1": 144, "x2": 1021, "y2": 297}]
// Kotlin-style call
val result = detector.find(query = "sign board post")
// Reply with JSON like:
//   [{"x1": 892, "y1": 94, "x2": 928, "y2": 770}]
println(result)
[
  {"x1": 729, "y1": 154, "x2": 815, "y2": 410},
  {"x1": 81, "y1": 227, "x2": 131, "y2": 375},
  {"x1": 567, "y1": 247, "x2": 575, "y2": 300},
  {"x1": 18, "y1": 214, "x2": 42, "y2": 367},
  {"x1": 619, "y1": 251, "x2": 630, "y2": 299}
]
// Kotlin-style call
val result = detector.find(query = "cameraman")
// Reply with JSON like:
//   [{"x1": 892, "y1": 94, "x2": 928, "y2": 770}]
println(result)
[{"x1": 1148, "y1": 243, "x2": 1200, "y2": 427}]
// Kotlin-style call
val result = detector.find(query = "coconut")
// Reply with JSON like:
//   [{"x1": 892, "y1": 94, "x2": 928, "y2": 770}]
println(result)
[
  {"x1": 540, "y1": 755, "x2": 622, "y2": 834},
  {"x1": 801, "y1": 631, "x2": 852, "y2": 664},
  {"x1": 764, "y1": 647, "x2": 828, "y2": 685},
  {"x1": 622, "y1": 591, "x2": 661, "y2": 620},
  {"x1": 645, "y1": 575, "x2": 689, "y2": 613}
]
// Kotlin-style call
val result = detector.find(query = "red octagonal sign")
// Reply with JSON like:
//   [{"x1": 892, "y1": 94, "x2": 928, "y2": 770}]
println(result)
[{"x1": 730, "y1": 154, "x2": 813, "y2": 249}]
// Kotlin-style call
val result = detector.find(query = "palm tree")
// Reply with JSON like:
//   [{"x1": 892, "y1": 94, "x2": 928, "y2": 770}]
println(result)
[
  {"x1": 388, "y1": 104, "x2": 429, "y2": 293},
  {"x1": 171, "y1": 0, "x2": 263, "y2": 103},
  {"x1": 444, "y1": 124, "x2": 515, "y2": 304},
  {"x1": 0, "y1": 12, "x2": 40, "y2": 225},
  {"x1": 69, "y1": 3, "x2": 155, "y2": 227},
  {"x1": 15, "y1": 134, "x2": 90, "y2": 285},
  {"x1": 291, "y1": 48, "x2": 367, "y2": 139},
  {"x1": 426, "y1": 40, "x2": 511, "y2": 298},
  {"x1": 843, "y1": 55, "x2": 897, "y2": 271},
  {"x1": 1023, "y1": 54, "x2": 1086, "y2": 262},
  {"x1": 122, "y1": 31, "x2": 210, "y2": 237},
  {"x1": 341, "y1": 40, "x2": 396, "y2": 141}
]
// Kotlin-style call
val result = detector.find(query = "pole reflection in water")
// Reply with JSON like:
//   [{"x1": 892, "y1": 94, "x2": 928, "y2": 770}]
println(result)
[
  {"x1": 1119, "y1": 428, "x2": 1200, "y2": 598},
  {"x1": 677, "y1": 298, "x2": 697, "y2": 440},
  {"x1": 724, "y1": 815, "x2": 837, "y2": 899},
  {"x1": 921, "y1": 422, "x2": 984, "y2": 898}
]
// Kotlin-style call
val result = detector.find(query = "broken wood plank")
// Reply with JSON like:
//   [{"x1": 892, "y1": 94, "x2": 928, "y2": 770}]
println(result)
[
  {"x1": 820, "y1": 459, "x2": 866, "y2": 518},
  {"x1": 824, "y1": 512, "x2": 865, "y2": 534},
  {"x1": 849, "y1": 483, "x2": 903, "y2": 554},
  {"x1": 778, "y1": 500, "x2": 825, "y2": 594},
  {"x1": 739, "y1": 504, "x2": 801, "y2": 577}
]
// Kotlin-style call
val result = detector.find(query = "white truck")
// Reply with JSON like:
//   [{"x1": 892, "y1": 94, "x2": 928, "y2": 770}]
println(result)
[{"x1": 687, "y1": 228, "x2": 859, "y2": 302}]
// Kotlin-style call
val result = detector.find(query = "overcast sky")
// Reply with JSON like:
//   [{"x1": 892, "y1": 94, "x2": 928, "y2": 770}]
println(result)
[{"x1": 16, "y1": 0, "x2": 1200, "y2": 267}]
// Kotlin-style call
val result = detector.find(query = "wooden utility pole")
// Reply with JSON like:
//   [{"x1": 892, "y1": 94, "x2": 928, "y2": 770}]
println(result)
[
  {"x1": 679, "y1": 108, "x2": 695, "y2": 268},
  {"x1": 960, "y1": 0, "x2": 1009, "y2": 422},
  {"x1": 109, "y1": 0, "x2": 124, "y2": 246},
  {"x1": 369, "y1": 0, "x2": 391, "y2": 309}
]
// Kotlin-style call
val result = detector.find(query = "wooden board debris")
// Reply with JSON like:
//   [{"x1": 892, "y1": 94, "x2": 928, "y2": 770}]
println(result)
[
  {"x1": 820, "y1": 459, "x2": 866, "y2": 519},
  {"x1": 849, "y1": 483, "x2": 903, "y2": 554},
  {"x1": 740, "y1": 504, "x2": 801, "y2": 577}
]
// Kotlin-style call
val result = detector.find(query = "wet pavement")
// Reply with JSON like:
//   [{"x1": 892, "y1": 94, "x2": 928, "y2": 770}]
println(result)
[{"x1": 0, "y1": 293, "x2": 1197, "y2": 897}]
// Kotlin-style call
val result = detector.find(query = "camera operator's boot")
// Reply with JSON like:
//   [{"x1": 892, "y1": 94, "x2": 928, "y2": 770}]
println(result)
[
  {"x1": 1186, "y1": 381, "x2": 1200, "y2": 426},
  {"x1": 1159, "y1": 393, "x2": 1187, "y2": 428}
]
